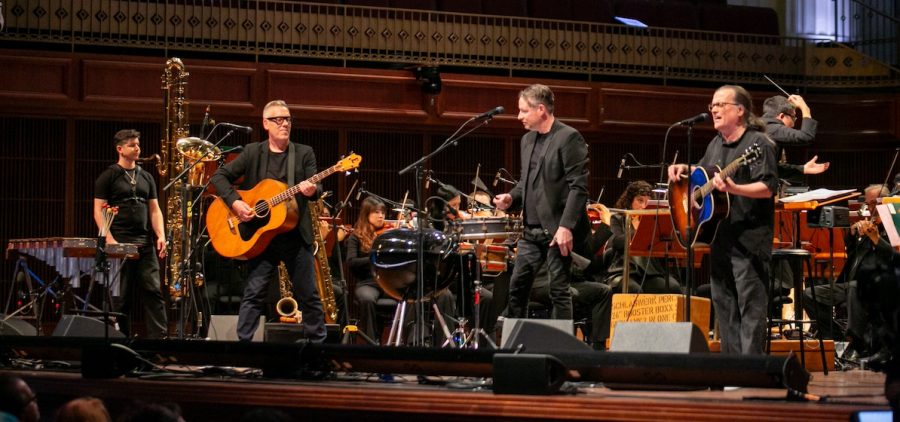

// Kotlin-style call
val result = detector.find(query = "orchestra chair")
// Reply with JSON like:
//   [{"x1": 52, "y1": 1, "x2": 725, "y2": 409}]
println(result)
[{"x1": 767, "y1": 248, "x2": 827, "y2": 373}]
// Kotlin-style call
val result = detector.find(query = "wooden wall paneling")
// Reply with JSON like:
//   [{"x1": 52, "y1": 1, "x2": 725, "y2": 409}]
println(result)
[
  {"x1": 598, "y1": 86, "x2": 715, "y2": 139},
  {"x1": 188, "y1": 65, "x2": 258, "y2": 119},
  {"x1": 267, "y1": 69, "x2": 428, "y2": 124},
  {"x1": 81, "y1": 60, "x2": 164, "y2": 112},
  {"x1": 0, "y1": 56, "x2": 71, "y2": 107}
]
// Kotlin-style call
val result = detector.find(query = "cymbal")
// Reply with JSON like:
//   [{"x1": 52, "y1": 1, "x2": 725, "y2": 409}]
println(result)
[{"x1": 176, "y1": 137, "x2": 222, "y2": 161}]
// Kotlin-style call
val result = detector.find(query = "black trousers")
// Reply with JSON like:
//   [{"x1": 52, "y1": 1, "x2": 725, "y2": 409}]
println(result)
[
  {"x1": 116, "y1": 243, "x2": 168, "y2": 339},
  {"x1": 709, "y1": 246, "x2": 769, "y2": 355},
  {"x1": 505, "y1": 227, "x2": 573, "y2": 320},
  {"x1": 237, "y1": 234, "x2": 326, "y2": 342}
]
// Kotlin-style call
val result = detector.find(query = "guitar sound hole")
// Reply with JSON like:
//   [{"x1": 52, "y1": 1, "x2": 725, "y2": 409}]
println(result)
[
  {"x1": 238, "y1": 214, "x2": 270, "y2": 242},
  {"x1": 255, "y1": 201, "x2": 271, "y2": 218}
]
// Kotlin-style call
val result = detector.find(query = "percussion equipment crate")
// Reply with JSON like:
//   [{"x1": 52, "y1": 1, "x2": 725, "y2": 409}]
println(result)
[{"x1": 609, "y1": 294, "x2": 711, "y2": 347}]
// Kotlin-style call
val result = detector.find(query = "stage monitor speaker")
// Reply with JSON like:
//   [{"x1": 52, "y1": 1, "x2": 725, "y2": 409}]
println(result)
[
  {"x1": 610, "y1": 322, "x2": 709, "y2": 354},
  {"x1": 493, "y1": 353, "x2": 567, "y2": 395},
  {"x1": 0, "y1": 316, "x2": 37, "y2": 336},
  {"x1": 81, "y1": 343, "x2": 141, "y2": 379},
  {"x1": 52, "y1": 315, "x2": 124, "y2": 338},
  {"x1": 208, "y1": 315, "x2": 263, "y2": 342},
  {"x1": 500, "y1": 318, "x2": 591, "y2": 353},
  {"x1": 264, "y1": 323, "x2": 341, "y2": 344}
]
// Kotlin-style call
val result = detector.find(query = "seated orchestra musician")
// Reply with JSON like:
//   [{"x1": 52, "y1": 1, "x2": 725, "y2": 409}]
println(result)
[
  {"x1": 345, "y1": 196, "x2": 393, "y2": 343},
  {"x1": 604, "y1": 181, "x2": 682, "y2": 294},
  {"x1": 803, "y1": 184, "x2": 895, "y2": 365}
]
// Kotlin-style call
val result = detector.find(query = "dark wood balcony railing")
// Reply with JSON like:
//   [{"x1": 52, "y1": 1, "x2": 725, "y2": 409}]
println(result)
[{"x1": 2, "y1": 0, "x2": 899, "y2": 88}]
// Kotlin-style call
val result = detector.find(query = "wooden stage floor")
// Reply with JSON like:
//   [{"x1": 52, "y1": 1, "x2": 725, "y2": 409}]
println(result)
[{"x1": 3, "y1": 362, "x2": 891, "y2": 421}]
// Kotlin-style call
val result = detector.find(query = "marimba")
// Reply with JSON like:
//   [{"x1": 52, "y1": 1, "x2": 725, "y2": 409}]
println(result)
[{"x1": 6, "y1": 237, "x2": 138, "y2": 290}]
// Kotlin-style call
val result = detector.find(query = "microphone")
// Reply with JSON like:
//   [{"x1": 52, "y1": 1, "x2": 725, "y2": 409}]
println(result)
[
  {"x1": 220, "y1": 122, "x2": 253, "y2": 133},
  {"x1": 222, "y1": 145, "x2": 244, "y2": 154},
  {"x1": 356, "y1": 182, "x2": 365, "y2": 201},
  {"x1": 200, "y1": 105, "x2": 211, "y2": 138},
  {"x1": 493, "y1": 170, "x2": 501, "y2": 187},
  {"x1": 475, "y1": 106, "x2": 504, "y2": 120},
  {"x1": 616, "y1": 157, "x2": 626, "y2": 179},
  {"x1": 674, "y1": 113, "x2": 710, "y2": 126}
]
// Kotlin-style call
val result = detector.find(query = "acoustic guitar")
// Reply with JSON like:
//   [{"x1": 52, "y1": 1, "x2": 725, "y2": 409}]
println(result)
[
  {"x1": 207, "y1": 153, "x2": 362, "y2": 259},
  {"x1": 668, "y1": 144, "x2": 761, "y2": 248}
]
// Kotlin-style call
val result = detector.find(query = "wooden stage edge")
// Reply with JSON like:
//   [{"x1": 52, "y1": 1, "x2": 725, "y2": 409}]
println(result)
[{"x1": 2, "y1": 355, "x2": 891, "y2": 422}]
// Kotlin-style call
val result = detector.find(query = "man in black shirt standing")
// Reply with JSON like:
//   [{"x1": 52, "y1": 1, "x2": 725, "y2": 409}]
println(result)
[
  {"x1": 494, "y1": 84, "x2": 591, "y2": 320},
  {"x1": 210, "y1": 100, "x2": 326, "y2": 342},
  {"x1": 93, "y1": 129, "x2": 168, "y2": 338},
  {"x1": 668, "y1": 85, "x2": 778, "y2": 355}
]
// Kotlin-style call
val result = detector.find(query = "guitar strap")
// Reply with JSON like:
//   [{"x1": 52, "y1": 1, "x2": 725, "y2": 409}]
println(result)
[{"x1": 287, "y1": 142, "x2": 295, "y2": 187}]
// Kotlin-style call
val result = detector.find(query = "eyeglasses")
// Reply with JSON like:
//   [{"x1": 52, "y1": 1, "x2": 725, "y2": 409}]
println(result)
[
  {"x1": 265, "y1": 116, "x2": 292, "y2": 125},
  {"x1": 783, "y1": 113, "x2": 797, "y2": 121},
  {"x1": 707, "y1": 102, "x2": 740, "y2": 111}
]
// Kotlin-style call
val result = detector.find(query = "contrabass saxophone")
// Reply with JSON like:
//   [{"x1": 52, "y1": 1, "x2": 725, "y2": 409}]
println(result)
[{"x1": 160, "y1": 58, "x2": 192, "y2": 300}]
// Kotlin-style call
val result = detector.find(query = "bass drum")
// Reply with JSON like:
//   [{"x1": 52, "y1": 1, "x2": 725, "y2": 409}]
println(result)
[{"x1": 371, "y1": 228, "x2": 455, "y2": 300}]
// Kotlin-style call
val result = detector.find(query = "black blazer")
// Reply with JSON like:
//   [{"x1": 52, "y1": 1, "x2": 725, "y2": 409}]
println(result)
[
  {"x1": 508, "y1": 119, "x2": 591, "y2": 244},
  {"x1": 210, "y1": 140, "x2": 319, "y2": 245}
]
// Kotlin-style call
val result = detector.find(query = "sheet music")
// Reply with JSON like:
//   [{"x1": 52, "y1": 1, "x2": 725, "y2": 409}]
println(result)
[
  {"x1": 876, "y1": 203, "x2": 900, "y2": 248},
  {"x1": 778, "y1": 188, "x2": 857, "y2": 203}
]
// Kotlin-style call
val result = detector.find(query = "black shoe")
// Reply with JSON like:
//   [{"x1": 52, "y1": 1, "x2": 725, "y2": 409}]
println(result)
[{"x1": 861, "y1": 349, "x2": 891, "y2": 372}]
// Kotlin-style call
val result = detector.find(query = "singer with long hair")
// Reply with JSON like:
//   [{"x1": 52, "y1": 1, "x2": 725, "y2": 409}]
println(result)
[{"x1": 667, "y1": 85, "x2": 778, "y2": 355}]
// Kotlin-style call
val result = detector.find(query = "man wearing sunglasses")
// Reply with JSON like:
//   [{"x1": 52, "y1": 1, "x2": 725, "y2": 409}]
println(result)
[{"x1": 210, "y1": 100, "x2": 326, "y2": 343}]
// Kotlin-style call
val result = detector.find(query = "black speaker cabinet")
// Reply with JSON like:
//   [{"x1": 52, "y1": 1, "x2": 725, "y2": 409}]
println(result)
[
  {"x1": 501, "y1": 318, "x2": 592, "y2": 353},
  {"x1": 52, "y1": 315, "x2": 124, "y2": 338},
  {"x1": 493, "y1": 353, "x2": 567, "y2": 395},
  {"x1": 0, "y1": 316, "x2": 37, "y2": 336},
  {"x1": 264, "y1": 323, "x2": 340, "y2": 343}
]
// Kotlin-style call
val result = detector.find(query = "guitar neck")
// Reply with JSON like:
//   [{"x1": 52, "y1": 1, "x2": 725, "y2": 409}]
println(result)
[
  {"x1": 270, "y1": 163, "x2": 341, "y2": 205},
  {"x1": 694, "y1": 156, "x2": 746, "y2": 200}
]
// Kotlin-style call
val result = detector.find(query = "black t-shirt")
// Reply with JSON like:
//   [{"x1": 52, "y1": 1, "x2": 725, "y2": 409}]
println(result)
[
  {"x1": 525, "y1": 132, "x2": 548, "y2": 226},
  {"x1": 266, "y1": 149, "x2": 288, "y2": 183},
  {"x1": 94, "y1": 164, "x2": 158, "y2": 244},
  {"x1": 697, "y1": 129, "x2": 778, "y2": 255}
]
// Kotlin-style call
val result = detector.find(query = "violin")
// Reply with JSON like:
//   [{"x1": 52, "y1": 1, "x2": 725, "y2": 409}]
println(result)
[
  {"x1": 586, "y1": 203, "x2": 611, "y2": 227},
  {"x1": 375, "y1": 221, "x2": 400, "y2": 236}
]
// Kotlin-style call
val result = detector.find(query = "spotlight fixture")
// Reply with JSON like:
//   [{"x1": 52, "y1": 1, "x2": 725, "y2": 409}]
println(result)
[{"x1": 415, "y1": 66, "x2": 441, "y2": 95}]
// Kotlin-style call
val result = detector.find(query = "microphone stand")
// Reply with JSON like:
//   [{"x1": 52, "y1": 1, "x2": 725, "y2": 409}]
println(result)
[
  {"x1": 162, "y1": 125, "x2": 241, "y2": 339},
  {"x1": 398, "y1": 117, "x2": 492, "y2": 346},
  {"x1": 683, "y1": 122, "x2": 696, "y2": 323}
]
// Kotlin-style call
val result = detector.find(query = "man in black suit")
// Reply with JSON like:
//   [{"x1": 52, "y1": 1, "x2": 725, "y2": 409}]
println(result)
[
  {"x1": 210, "y1": 100, "x2": 326, "y2": 342},
  {"x1": 493, "y1": 84, "x2": 591, "y2": 320}
]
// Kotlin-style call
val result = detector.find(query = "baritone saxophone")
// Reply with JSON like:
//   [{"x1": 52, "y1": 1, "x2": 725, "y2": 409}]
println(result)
[{"x1": 309, "y1": 197, "x2": 339, "y2": 323}]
